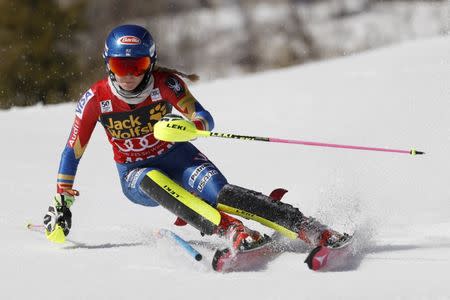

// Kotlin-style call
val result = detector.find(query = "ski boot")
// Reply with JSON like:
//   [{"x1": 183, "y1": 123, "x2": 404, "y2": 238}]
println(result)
[
  {"x1": 215, "y1": 212, "x2": 265, "y2": 251},
  {"x1": 217, "y1": 184, "x2": 350, "y2": 248},
  {"x1": 319, "y1": 229, "x2": 351, "y2": 248},
  {"x1": 297, "y1": 217, "x2": 351, "y2": 248},
  {"x1": 212, "y1": 212, "x2": 275, "y2": 272}
]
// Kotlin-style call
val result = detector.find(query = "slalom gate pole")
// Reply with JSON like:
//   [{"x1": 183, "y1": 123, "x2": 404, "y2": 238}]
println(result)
[{"x1": 158, "y1": 229, "x2": 203, "y2": 261}]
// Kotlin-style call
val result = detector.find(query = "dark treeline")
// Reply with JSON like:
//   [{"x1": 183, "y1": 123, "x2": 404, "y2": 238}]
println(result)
[
  {"x1": 0, "y1": 0, "x2": 447, "y2": 109},
  {"x1": 0, "y1": 0, "x2": 87, "y2": 108}
]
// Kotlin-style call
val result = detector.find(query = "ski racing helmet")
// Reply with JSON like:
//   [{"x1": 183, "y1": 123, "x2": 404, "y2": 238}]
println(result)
[{"x1": 103, "y1": 24, "x2": 157, "y2": 97}]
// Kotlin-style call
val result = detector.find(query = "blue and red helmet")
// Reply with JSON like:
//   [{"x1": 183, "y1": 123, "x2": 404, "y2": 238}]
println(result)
[
  {"x1": 103, "y1": 24, "x2": 157, "y2": 69},
  {"x1": 103, "y1": 24, "x2": 157, "y2": 96}
]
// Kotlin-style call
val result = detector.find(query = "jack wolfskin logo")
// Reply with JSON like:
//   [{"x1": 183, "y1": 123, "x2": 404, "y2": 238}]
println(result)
[{"x1": 100, "y1": 102, "x2": 169, "y2": 139}]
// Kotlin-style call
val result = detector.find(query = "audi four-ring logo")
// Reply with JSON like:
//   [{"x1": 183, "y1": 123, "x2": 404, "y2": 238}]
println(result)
[{"x1": 112, "y1": 133, "x2": 160, "y2": 152}]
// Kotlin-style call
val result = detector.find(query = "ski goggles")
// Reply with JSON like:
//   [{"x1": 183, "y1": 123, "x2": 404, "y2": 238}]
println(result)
[{"x1": 108, "y1": 57, "x2": 151, "y2": 76}]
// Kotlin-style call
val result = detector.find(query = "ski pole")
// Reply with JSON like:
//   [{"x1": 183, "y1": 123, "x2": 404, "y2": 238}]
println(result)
[
  {"x1": 204, "y1": 132, "x2": 424, "y2": 155},
  {"x1": 158, "y1": 229, "x2": 203, "y2": 261},
  {"x1": 154, "y1": 119, "x2": 425, "y2": 156},
  {"x1": 27, "y1": 223, "x2": 45, "y2": 231}
]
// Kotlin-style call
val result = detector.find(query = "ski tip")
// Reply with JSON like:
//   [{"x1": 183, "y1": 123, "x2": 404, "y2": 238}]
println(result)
[
  {"x1": 212, "y1": 248, "x2": 230, "y2": 272},
  {"x1": 304, "y1": 246, "x2": 323, "y2": 270}
]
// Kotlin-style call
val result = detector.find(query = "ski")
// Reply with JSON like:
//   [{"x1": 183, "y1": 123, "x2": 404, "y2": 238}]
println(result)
[
  {"x1": 304, "y1": 234, "x2": 354, "y2": 271},
  {"x1": 212, "y1": 233, "x2": 282, "y2": 272}
]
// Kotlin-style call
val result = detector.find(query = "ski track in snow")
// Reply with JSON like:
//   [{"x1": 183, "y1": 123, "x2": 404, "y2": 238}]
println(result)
[{"x1": 1, "y1": 36, "x2": 450, "y2": 300}]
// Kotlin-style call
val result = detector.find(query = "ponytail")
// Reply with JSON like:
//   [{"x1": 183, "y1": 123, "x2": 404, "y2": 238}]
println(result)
[{"x1": 154, "y1": 65, "x2": 200, "y2": 82}]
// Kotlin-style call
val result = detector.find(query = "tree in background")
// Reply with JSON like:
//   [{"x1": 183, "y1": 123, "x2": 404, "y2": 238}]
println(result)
[
  {"x1": 0, "y1": 0, "x2": 86, "y2": 109},
  {"x1": 1, "y1": 0, "x2": 447, "y2": 109}
]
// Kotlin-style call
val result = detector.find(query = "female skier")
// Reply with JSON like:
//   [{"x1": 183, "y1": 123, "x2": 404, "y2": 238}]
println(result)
[{"x1": 43, "y1": 24, "x2": 345, "y2": 253}]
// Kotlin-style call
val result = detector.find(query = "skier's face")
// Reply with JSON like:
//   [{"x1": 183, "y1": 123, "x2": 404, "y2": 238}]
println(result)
[
  {"x1": 115, "y1": 74, "x2": 145, "y2": 91},
  {"x1": 108, "y1": 56, "x2": 151, "y2": 91}
]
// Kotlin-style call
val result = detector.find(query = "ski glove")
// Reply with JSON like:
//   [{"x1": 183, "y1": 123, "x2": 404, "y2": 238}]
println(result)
[{"x1": 43, "y1": 190, "x2": 78, "y2": 239}]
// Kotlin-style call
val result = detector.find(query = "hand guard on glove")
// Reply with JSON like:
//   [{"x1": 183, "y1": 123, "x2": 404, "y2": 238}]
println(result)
[
  {"x1": 160, "y1": 114, "x2": 204, "y2": 130},
  {"x1": 155, "y1": 114, "x2": 203, "y2": 142},
  {"x1": 43, "y1": 190, "x2": 78, "y2": 239}
]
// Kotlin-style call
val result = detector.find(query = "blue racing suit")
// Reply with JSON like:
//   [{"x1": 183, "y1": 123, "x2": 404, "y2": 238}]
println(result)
[{"x1": 117, "y1": 142, "x2": 228, "y2": 207}]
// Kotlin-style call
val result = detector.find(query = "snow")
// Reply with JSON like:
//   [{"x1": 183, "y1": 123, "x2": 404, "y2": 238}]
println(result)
[{"x1": 1, "y1": 36, "x2": 450, "y2": 299}]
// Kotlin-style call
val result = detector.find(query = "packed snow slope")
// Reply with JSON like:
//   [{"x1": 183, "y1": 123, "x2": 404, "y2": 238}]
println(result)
[{"x1": 1, "y1": 36, "x2": 449, "y2": 300}]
